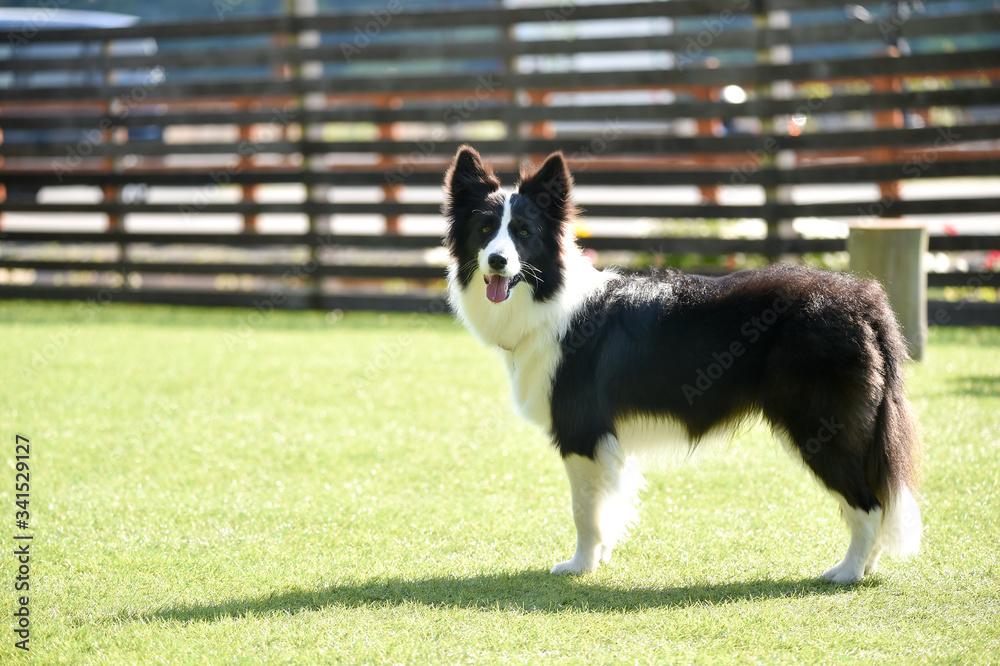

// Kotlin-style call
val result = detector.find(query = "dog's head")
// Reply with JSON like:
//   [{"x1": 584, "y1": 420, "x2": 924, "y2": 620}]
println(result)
[{"x1": 443, "y1": 145, "x2": 574, "y2": 304}]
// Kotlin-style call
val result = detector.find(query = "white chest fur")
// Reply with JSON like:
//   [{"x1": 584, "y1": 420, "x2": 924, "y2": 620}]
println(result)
[
  {"x1": 503, "y1": 329, "x2": 563, "y2": 429},
  {"x1": 448, "y1": 253, "x2": 614, "y2": 432}
]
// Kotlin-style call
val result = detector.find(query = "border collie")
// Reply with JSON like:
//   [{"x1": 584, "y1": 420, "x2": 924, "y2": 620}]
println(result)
[{"x1": 443, "y1": 145, "x2": 922, "y2": 583}]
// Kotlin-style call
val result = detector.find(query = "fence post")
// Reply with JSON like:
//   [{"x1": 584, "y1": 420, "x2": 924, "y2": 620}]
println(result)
[
  {"x1": 755, "y1": 2, "x2": 795, "y2": 263},
  {"x1": 289, "y1": 0, "x2": 325, "y2": 309},
  {"x1": 848, "y1": 222, "x2": 928, "y2": 361}
]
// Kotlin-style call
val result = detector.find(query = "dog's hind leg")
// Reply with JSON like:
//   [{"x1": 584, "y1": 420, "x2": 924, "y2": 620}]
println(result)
[
  {"x1": 765, "y1": 400, "x2": 885, "y2": 583},
  {"x1": 787, "y1": 429, "x2": 884, "y2": 584},
  {"x1": 551, "y1": 435, "x2": 644, "y2": 575},
  {"x1": 819, "y1": 494, "x2": 882, "y2": 584}
]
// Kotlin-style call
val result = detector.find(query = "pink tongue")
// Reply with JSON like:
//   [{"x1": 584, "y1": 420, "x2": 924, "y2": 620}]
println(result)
[{"x1": 486, "y1": 275, "x2": 511, "y2": 303}]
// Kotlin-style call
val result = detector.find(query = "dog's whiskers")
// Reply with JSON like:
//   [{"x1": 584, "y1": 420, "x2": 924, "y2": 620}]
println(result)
[
  {"x1": 459, "y1": 257, "x2": 480, "y2": 276},
  {"x1": 520, "y1": 262, "x2": 544, "y2": 283}
]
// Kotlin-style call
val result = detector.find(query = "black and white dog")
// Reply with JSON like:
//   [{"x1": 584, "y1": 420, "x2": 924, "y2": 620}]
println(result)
[{"x1": 443, "y1": 145, "x2": 921, "y2": 583}]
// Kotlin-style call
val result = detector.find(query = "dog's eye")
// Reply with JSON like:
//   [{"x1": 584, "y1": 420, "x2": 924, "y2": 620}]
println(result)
[
  {"x1": 519, "y1": 229, "x2": 529, "y2": 237},
  {"x1": 481, "y1": 225, "x2": 491, "y2": 234}
]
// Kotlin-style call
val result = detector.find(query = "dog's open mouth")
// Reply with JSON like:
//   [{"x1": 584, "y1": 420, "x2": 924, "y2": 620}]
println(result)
[{"x1": 484, "y1": 274, "x2": 522, "y2": 303}]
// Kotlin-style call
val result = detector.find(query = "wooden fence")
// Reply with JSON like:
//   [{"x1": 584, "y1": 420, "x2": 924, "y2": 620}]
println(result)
[{"x1": 1, "y1": 0, "x2": 999, "y2": 322}]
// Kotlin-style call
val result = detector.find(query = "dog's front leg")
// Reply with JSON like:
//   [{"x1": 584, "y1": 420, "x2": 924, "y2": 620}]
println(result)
[
  {"x1": 551, "y1": 454, "x2": 607, "y2": 574},
  {"x1": 550, "y1": 443, "x2": 643, "y2": 575}
]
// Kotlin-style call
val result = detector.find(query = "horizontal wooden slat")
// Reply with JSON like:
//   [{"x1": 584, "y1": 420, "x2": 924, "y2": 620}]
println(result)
[
  {"x1": 6, "y1": 11, "x2": 998, "y2": 74},
  {"x1": 770, "y1": 159, "x2": 1000, "y2": 186},
  {"x1": 3, "y1": 48, "x2": 997, "y2": 102},
  {"x1": 1, "y1": 233, "x2": 996, "y2": 251},
  {"x1": 577, "y1": 236, "x2": 846, "y2": 253},
  {"x1": 3, "y1": 87, "x2": 998, "y2": 133},
  {"x1": 5, "y1": 0, "x2": 990, "y2": 53},
  {"x1": 3, "y1": 236, "x2": 994, "y2": 259},
  {"x1": 928, "y1": 235, "x2": 1000, "y2": 252},
  {"x1": 928, "y1": 272, "x2": 1000, "y2": 288},
  {"x1": 0, "y1": 284, "x2": 447, "y2": 311},
  {"x1": 927, "y1": 300, "x2": 1000, "y2": 327},
  {"x1": 5, "y1": 259, "x2": 997, "y2": 283},
  {"x1": 0, "y1": 259, "x2": 446, "y2": 280},
  {"x1": 17, "y1": 34, "x2": 713, "y2": 73},
  {"x1": 3, "y1": 197, "x2": 1000, "y2": 219},
  {"x1": 3, "y1": 123, "x2": 996, "y2": 160},
  {"x1": 3, "y1": 158, "x2": 998, "y2": 189},
  {"x1": 0, "y1": 231, "x2": 442, "y2": 248},
  {"x1": 5, "y1": 283, "x2": 998, "y2": 323},
  {"x1": 768, "y1": 0, "x2": 902, "y2": 10},
  {"x1": 0, "y1": 202, "x2": 442, "y2": 215},
  {"x1": 783, "y1": 198, "x2": 1000, "y2": 219},
  {"x1": 5, "y1": 259, "x2": 994, "y2": 291},
  {"x1": 0, "y1": 284, "x2": 305, "y2": 308},
  {"x1": 4, "y1": 286, "x2": 997, "y2": 323},
  {"x1": 761, "y1": 11, "x2": 1000, "y2": 47},
  {"x1": 318, "y1": 293, "x2": 447, "y2": 312},
  {"x1": 0, "y1": 15, "x2": 291, "y2": 43},
  {"x1": 0, "y1": 1, "x2": 752, "y2": 45}
]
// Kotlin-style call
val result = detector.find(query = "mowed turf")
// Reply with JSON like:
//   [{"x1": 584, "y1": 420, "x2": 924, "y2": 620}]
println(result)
[{"x1": 1, "y1": 300, "x2": 998, "y2": 664}]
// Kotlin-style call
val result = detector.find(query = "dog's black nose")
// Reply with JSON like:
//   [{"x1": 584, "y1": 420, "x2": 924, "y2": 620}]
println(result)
[{"x1": 488, "y1": 253, "x2": 507, "y2": 270}]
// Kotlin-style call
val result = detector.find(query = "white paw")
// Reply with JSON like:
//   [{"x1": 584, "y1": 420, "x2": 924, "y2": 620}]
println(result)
[
  {"x1": 820, "y1": 560, "x2": 864, "y2": 584},
  {"x1": 550, "y1": 556, "x2": 597, "y2": 575},
  {"x1": 599, "y1": 544, "x2": 614, "y2": 564}
]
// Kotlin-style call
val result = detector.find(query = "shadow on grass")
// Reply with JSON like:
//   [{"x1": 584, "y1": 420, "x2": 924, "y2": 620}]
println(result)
[
  {"x1": 141, "y1": 571, "x2": 868, "y2": 623},
  {"x1": 947, "y1": 375, "x2": 1000, "y2": 396}
]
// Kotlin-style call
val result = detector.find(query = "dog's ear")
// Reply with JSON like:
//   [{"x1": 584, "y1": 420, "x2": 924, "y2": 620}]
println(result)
[
  {"x1": 517, "y1": 151, "x2": 574, "y2": 223},
  {"x1": 443, "y1": 145, "x2": 500, "y2": 215},
  {"x1": 444, "y1": 146, "x2": 500, "y2": 258}
]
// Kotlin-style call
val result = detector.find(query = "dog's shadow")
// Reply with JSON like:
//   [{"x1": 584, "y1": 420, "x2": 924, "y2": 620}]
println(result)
[{"x1": 141, "y1": 571, "x2": 867, "y2": 623}]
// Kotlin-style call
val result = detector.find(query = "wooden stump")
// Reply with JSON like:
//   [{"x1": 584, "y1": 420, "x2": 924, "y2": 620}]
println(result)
[{"x1": 848, "y1": 223, "x2": 928, "y2": 361}]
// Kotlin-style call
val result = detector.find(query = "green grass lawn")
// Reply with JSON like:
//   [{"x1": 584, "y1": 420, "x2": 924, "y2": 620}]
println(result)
[{"x1": 2, "y1": 300, "x2": 999, "y2": 664}]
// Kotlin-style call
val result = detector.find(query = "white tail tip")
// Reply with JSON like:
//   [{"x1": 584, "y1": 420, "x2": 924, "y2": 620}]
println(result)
[{"x1": 879, "y1": 487, "x2": 922, "y2": 557}]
